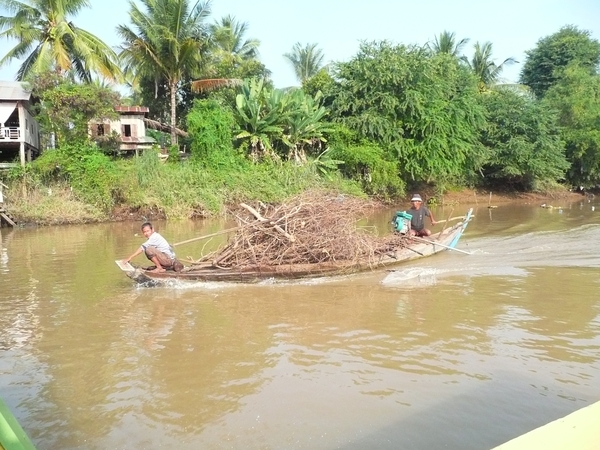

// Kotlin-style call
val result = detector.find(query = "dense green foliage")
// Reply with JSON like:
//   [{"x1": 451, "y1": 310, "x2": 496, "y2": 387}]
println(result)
[
  {"x1": 232, "y1": 79, "x2": 331, "y2": 162},
  {"x1": 23, "y1": 143, "x2": 120, "y2": 211},
  {"x1": 331, "y1": 41, "x2": 486, "y2": 185},
  {"x1": 520, "y1": 26, "x2": 600, "y2": 98},
  {"x1": 232, "y1": 78, "x2": 284, "y2": 159},
  {"x1": 187, "y1": 99, "x2": 239, "y2": 166},
  {"x1": 324, "y1": 125, "x2": 403, "y2": 197},
  {"x1": 6, "y1": 144, "x2": 362, "y2": 222},
  {"x1": 30, "y1": 73, "x2": 119, "y2": 146},
  {"x1": 544, "y1": 65, "x2": 600, "y2": 188},
  {"x1": 302, "y1": 68, "x2": 335, "y2": 104},
  {"x1": 479, "y1": 90, "x2": 569, "y2": 190}
]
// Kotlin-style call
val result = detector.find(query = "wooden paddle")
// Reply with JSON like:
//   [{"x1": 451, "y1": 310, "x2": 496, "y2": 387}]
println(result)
[
  {"x1": 435, "y1": 215, "x2": 471, "y2": 224},
  {"x1": 436, "y1": 207, "x2": 454, "y2": 239},
  {"x1": 410, "y1": 236, "x2": 472, "y2": 255},
  {"x1": 172, "y1": 226, "x2": 239, "y2": 247}
]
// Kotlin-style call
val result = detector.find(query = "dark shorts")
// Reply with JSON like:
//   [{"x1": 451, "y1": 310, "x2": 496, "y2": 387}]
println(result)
[
  {"x1": 411, "y1": 228, "x2": 431, "y2": 237},
  {"x1": 144, "y1": 246, "x2": 175, "y2": 268}
]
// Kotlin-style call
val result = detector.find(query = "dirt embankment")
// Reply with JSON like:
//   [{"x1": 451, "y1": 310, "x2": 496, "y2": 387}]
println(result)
[
  {"x1": 414, "y1": 189, "x2": 587, "y2": 206},
  {"x1": 107, "y1": 189, "x2": 588, "y2": 223}
]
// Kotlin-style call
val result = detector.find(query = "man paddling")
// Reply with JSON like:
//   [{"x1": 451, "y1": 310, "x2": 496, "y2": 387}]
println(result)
[
  {"x1": 123, "y1": 222, "x2": 183, "y2": 273},
  {"x1": 406, "y1": 194, "x2": 437, "y2": 237}
]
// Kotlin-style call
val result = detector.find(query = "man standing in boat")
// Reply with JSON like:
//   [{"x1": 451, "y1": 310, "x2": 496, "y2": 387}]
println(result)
[
  {"x1": 407, "y1": 194, "x2": 437, "y2": 237},
  {"x1": 123, "y1": 222, "x2": 183, "y2": 273}
]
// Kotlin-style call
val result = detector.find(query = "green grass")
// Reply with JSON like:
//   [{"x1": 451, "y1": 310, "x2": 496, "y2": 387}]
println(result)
[{"x1": 3, "y1": 151, "x2": 365, "y2": 224}]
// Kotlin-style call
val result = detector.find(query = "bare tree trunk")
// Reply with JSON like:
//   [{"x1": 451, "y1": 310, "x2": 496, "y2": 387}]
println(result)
[{"x1": 170, "y1": 81, "x2": 177, "y2": 146}]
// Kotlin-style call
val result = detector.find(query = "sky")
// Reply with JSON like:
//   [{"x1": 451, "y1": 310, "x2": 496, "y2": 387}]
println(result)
[{"x1": 1, "y1": 0, "x2": 600, "y2": 89}]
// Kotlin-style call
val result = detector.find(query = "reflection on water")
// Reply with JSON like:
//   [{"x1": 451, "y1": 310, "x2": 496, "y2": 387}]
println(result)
[{"x1": 1, "y1": 200, "x2": 600, "y2": 449}]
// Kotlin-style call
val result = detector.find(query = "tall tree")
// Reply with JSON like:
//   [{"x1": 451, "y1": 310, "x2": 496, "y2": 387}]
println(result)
[
  {"x1": 118, "y1": 0, "x2": 212, "y2": 144},
  {"x1": 430, "y1": 30, "x2": 469, "y2": 57},
  {"x1": 544, "y1": 65, "x2": 600, "y2": 188},
  {"x1": 209, "y1": 15, "x2": 259, "y2": 62},
  {"x1": 207, "y1": 14, "x2": 268, "y2": 80},
  {"x1": 331, "y1": 41, "x2": 485, "y2": 184},
  {"x1": 283, "y1": 42, "x2": 325, "y2": 84},
  {"x1": 520, "y1": 25, "x2": 600, "y2": 98},
  {"x1": 30, "y1": 71, "x2": 119, "y2": 146},
  {"x1": 467, "y1": 41, "x2": 516, "y2": 89},
  {"x1": 479, "y1": 89, "x2": 568, "y2": 190},
  {"x1": 0, "y1": 0, "x2": 121, "y2": 81}
]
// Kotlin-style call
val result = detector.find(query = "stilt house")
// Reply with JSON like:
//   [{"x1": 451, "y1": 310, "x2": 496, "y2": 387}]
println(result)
[{"x1": 0, "y1": 81, "x2": 40, "y2": 167}]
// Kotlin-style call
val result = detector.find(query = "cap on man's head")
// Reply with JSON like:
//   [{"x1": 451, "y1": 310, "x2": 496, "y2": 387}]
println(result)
[{"x1": 411, "y1": 194, "x2": 422, "y2": 202}]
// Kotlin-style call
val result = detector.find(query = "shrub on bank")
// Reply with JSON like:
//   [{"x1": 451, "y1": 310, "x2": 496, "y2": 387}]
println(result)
[
  {"x1": 3, "y1": 143, "x2": 363, "y2": 224},
  {"x1": 117, "y1": 151, "x2": 362, "y2": 218}
]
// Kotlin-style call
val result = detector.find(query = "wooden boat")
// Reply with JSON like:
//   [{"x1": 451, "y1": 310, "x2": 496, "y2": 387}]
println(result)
[{"x1": 117, "y1": 209, "x2": 473, "y2": 285}]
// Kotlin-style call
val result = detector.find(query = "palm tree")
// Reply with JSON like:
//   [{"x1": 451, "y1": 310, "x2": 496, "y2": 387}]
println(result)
[
  {"x1": 117, "y1": 0, "x2": 212, "y2": 144},
  {"x1": 467, "y1": 41, "x2": 517, "y2": 89},
  {"x1": 430, "y1": 31, "x2": 469, "y2": 57},
  {"x1": 0, "y1": 0, "x2": 121, "y2": 81},
  {"x1": 209, "y1": 15, "x2": 259, "y2": 63},
  {"x1": 283, "y1": 42, "x2": 325, "y2": 84},
  {"x1": 205, "y1": 14, "x2": 268, "y2": 80}
]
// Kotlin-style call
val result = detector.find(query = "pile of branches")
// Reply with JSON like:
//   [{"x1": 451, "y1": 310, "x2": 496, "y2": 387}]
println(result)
[{"x1": 194, "y1": 191, "x2": 411, "y2": 268}]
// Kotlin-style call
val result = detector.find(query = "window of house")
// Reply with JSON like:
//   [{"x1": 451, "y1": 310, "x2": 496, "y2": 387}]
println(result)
[
  {"x1": 123, "y1": 124, "x2": 132, "y2": 137},
  {"x1": 97, "y1": 124, "x2": 105, "y2": 136}
]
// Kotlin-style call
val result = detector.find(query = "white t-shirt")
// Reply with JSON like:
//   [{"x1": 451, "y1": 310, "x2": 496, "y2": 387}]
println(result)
[{"x1": 141, "y1": 232, "x2": 175, "y2": 259}]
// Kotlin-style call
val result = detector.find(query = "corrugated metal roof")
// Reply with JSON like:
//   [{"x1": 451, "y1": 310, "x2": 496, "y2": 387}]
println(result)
[
  {"x1": 115, "y1": 106, "x2": 149, "y2": 113},
  {"x1": 0, "y1": 81, "x2": 32, "y2": 101}
]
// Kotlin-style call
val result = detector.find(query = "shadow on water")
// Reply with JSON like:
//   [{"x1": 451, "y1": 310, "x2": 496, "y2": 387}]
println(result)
[{"x1": 339, "y1": 376, "x2": 590, "y2": 450}]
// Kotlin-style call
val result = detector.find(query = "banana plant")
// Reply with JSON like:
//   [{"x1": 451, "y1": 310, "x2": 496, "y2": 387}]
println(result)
[
  {"x1": 233, "y1": 78, "x2": 284, "y2": 160},
  {"x1": 308, "y1": 147, "x2": 345, "y2": 180},
  {"x1": 281, "y1": 90, "x2": 333, "y2": 163}
]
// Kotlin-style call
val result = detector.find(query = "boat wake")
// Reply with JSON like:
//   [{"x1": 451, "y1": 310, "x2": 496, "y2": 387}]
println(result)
[
  {"x1": 382, "y1": 267, "x2": 440, "y2": 288},
  {"x1": 132, "y1": 272, "x2": 351, "y2": 290},
  {"x1": 382, "y1": 224, "x2": 600, "y2": 286}
]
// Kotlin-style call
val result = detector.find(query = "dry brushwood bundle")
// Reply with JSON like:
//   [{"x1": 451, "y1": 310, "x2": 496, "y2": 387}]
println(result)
[{"x1": 194, "y1": 191, "x2": 412, "y2": 269}]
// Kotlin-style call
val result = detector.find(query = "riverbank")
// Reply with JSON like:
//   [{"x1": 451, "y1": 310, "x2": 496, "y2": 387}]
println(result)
[
  {"x1": 1, "y1": 186, "x2": 587, "y2": 227},
  {"x1": 107, "y1": 187, "x2": 588, "y2": 222},
  {"x1": 432, "y1": 188, "x2": 587, "y2": 206}
]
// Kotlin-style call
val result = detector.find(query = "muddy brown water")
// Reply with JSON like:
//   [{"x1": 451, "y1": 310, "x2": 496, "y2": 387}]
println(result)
[{"x1": 1, "y1": 199, "x2": 600, "y2": 449}]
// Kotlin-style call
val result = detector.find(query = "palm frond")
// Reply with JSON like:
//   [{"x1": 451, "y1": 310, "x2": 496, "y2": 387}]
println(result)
[{"x1": 190, "y1": 77, "x2": 242, "y2": 93}]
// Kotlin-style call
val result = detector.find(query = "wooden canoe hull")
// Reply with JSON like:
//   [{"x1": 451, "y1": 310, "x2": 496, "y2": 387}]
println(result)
[{"x1": 118, "y1": 209, "x2": 473, "y2": 285}]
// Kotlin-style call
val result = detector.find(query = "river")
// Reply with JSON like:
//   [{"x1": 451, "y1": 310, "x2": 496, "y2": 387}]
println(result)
[{"x1": 1, "y1": 198, "x2": 599, "y2": 449}]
